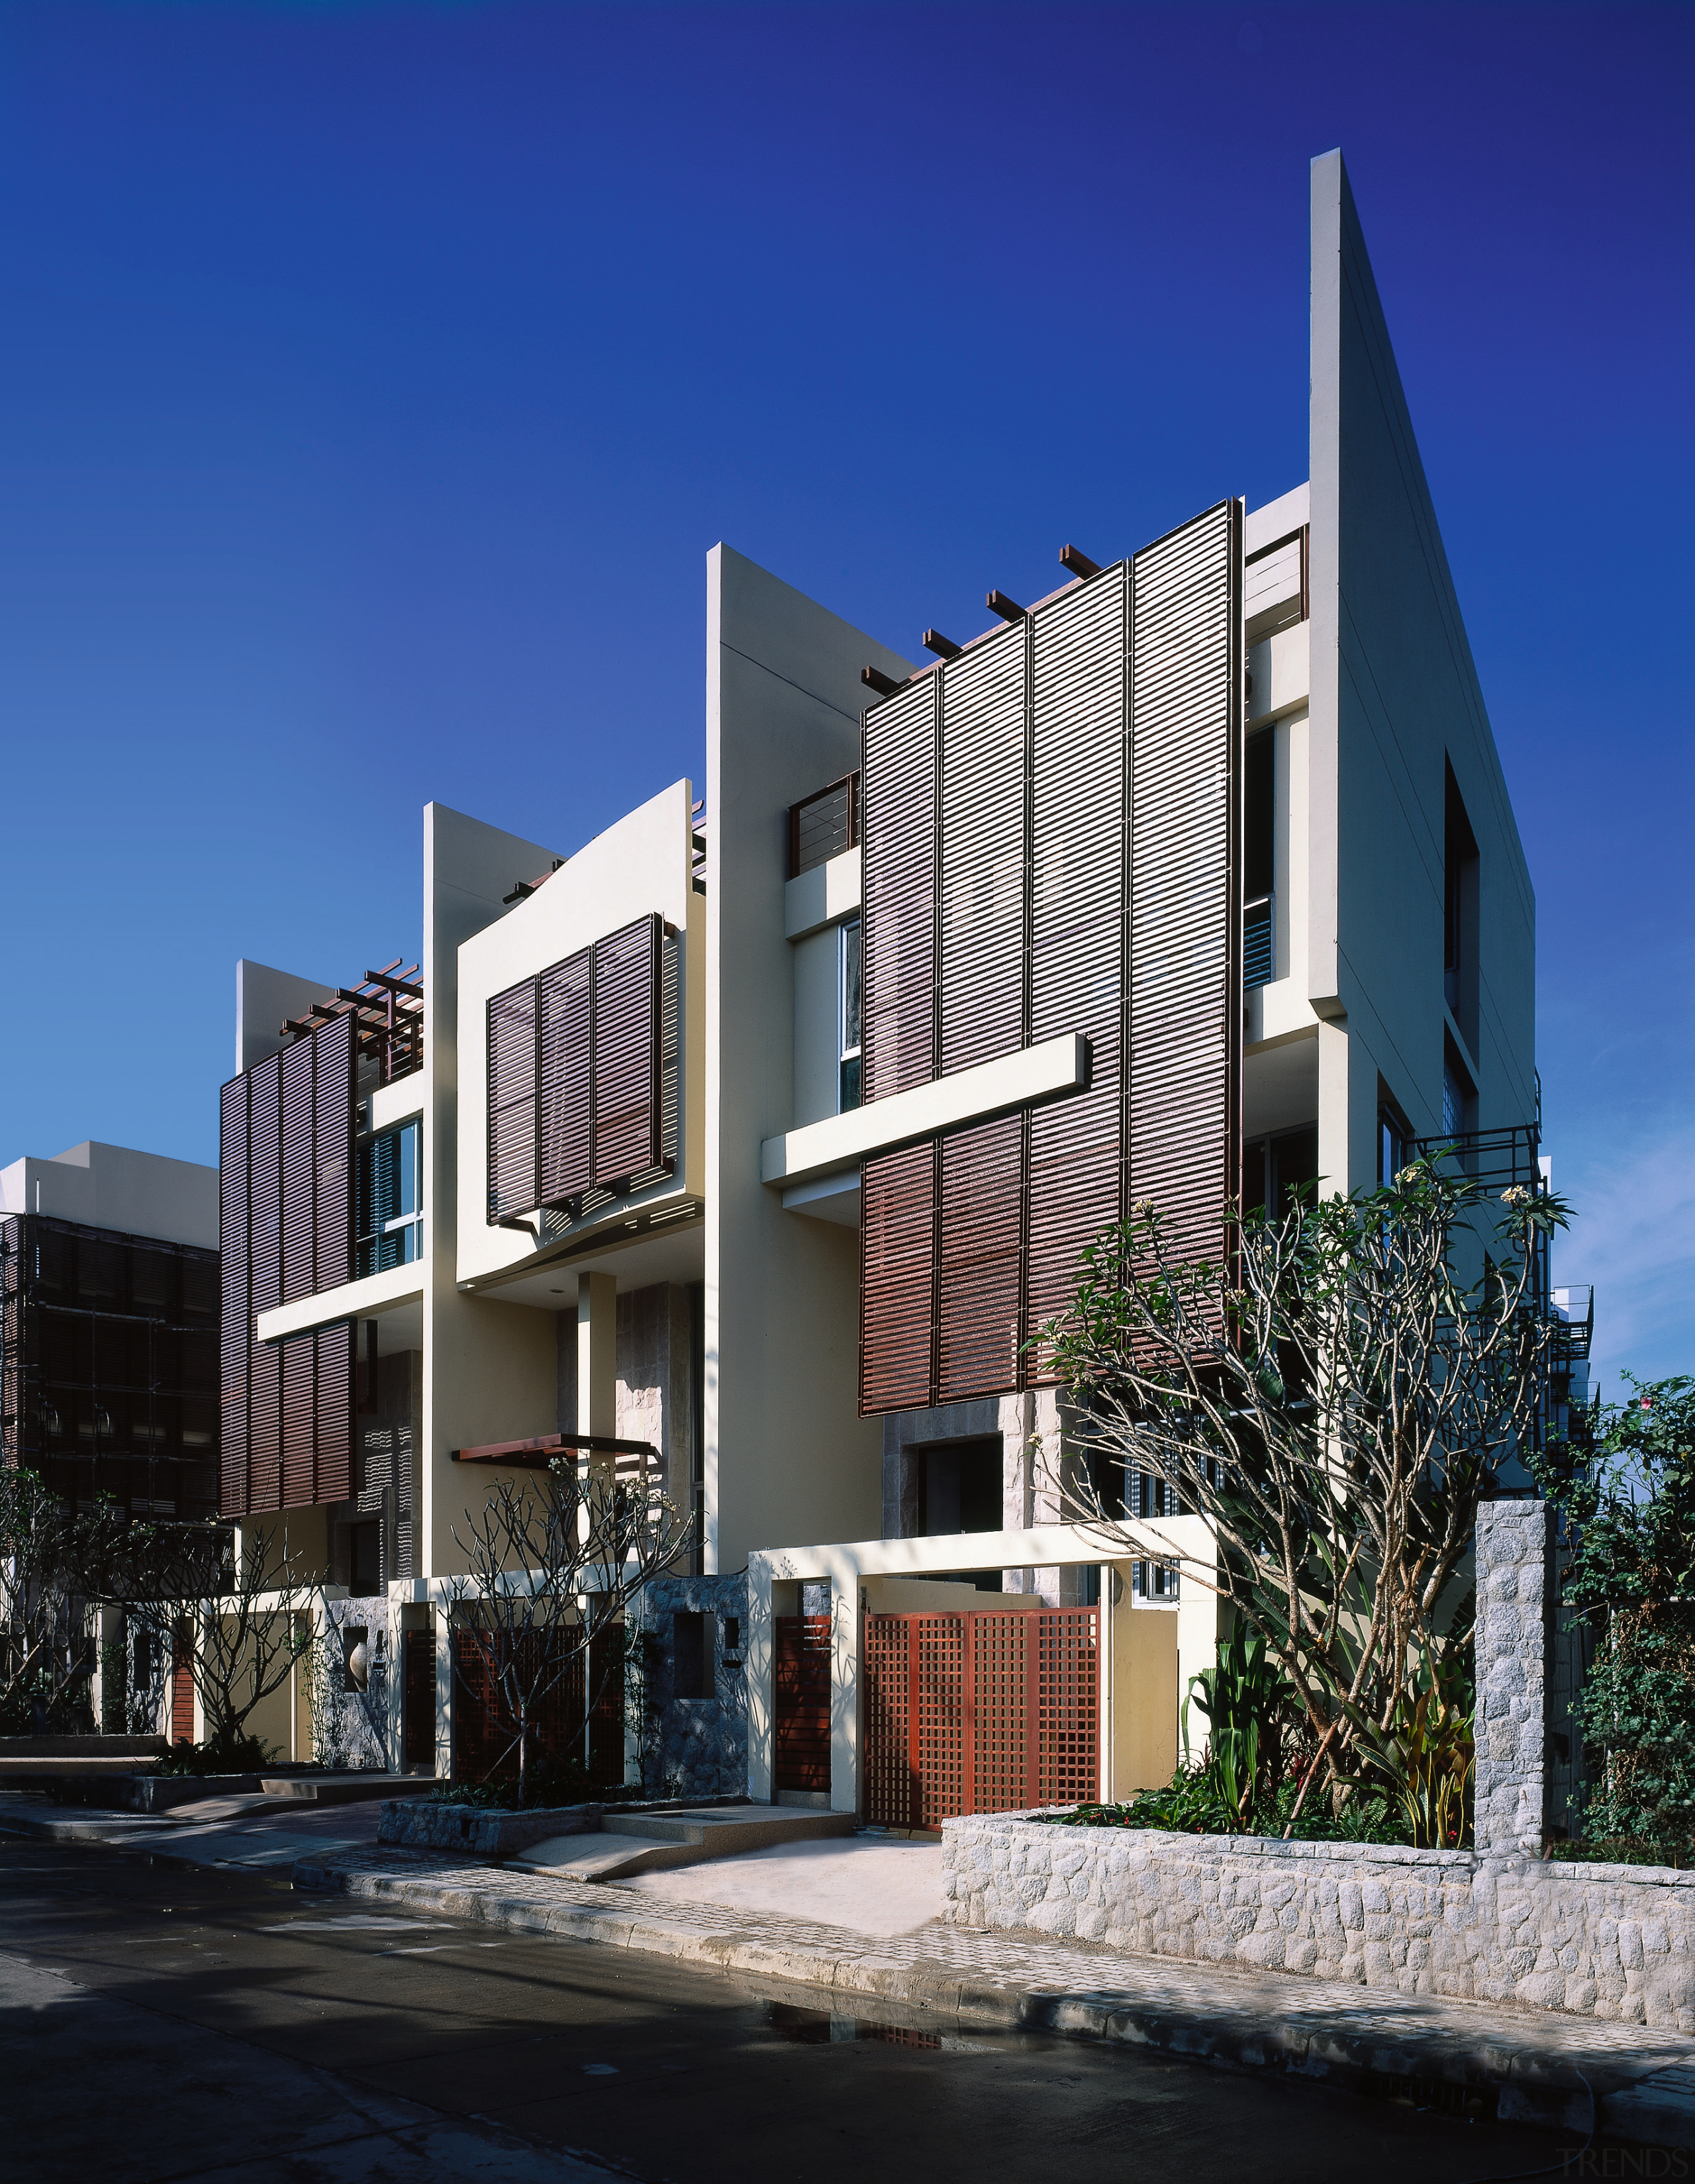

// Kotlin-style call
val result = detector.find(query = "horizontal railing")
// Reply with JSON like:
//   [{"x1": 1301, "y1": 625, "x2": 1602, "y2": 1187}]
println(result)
[{"x1": 789, "y1": 772, "x2": 859, "y2": 878}]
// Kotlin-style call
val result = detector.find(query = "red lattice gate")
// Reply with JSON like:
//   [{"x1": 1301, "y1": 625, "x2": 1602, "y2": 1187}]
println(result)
[
  {"x1": 451, "y1": 1625, "x2": 624, "y2": 1787},
  {"x1": 862, "y1": 1607, "x2": 1098, "y2": 1827}
]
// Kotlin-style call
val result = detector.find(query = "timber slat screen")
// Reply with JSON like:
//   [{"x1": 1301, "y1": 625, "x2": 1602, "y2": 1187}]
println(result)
[
  {"x1": 859, "y1": 500, "x2": 1242, "y2": 1411},
  {"x1": 450, "y1": 1626, "x2": 624, "y2": 1786},
  {"x1": 773, "y1": 1613, "x2": 832, "y2": 1793},
  {"x1": 403, "y1": 1627, "x2": 437, "y2": 1768},
  {"x1": 861, "y1": 1607, "x2": 1100, "y2": 1827},
  {"x1": 219, "y1": 1010, "x2": 356, "y2": 1515},
  {"x1": 487, "y1": 912, "x2": 677, "y2": 1225}
]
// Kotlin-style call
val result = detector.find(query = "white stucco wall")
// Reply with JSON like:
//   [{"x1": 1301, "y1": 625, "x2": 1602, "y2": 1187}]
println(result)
[{"x1": 706, "y1": 544, "x2": 915, "y2": 1574}]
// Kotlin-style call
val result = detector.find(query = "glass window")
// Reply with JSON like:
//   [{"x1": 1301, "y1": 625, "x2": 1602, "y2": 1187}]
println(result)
[
  {"x1": 357, "y1": 1119, "x2": 423, "y2": 1277},
  {"x1": 838, "y1": 915, "x2": 861, "y2": 1113},
  {"x1": 1379, "y1": 1104, "x2": 1410, "y2": 1188}
]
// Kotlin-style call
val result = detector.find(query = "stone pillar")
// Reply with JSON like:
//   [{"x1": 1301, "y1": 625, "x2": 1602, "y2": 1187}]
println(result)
[{"x1": 1475, "y1": 1496, "x2": 1553, "y2": 1856}]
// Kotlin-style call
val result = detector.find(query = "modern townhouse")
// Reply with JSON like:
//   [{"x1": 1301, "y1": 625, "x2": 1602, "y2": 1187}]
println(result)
[{"x1": 213, "y1": 152, "x2": 1569, "y2": 1817}]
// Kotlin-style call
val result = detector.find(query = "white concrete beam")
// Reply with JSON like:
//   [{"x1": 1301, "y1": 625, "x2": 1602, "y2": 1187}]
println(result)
[{"x1": 759, "y1": 1033, "x2": 1089, "y2": 1188}]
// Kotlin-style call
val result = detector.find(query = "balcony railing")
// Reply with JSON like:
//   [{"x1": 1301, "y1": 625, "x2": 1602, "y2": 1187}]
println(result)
[{"x1": 789, "y1": 773, "x2": 859, "y2": 879}]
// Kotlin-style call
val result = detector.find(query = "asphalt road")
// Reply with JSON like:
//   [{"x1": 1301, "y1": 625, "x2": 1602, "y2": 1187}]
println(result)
[{"x1": 0, "y1": 1836, "x2": 1580, "y2": 2184}]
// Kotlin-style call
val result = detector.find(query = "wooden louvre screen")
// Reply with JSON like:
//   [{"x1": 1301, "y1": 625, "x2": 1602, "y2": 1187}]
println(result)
[
  {"x1": 859, "y1": 1140, "x2": 936, "y2": 1413},
  {"x1": 219, "y1": 1075, "x2": 251, "y2": 1516},
  {"x1": 403, "y1": 1627, "x2": 436, "y2": 1768},
  {"x1": 1128, "y1": 500, "x2": 1241, "y2": 1272},
  {"x1": 862, "y1": 677, "x2": 938, "y2": 1102},
  {"x1": 591, "y1": 916, "x2": 661, "y2": 1186},
  {"x1": 538, "y1": 949, "x2": 592, "y2": 1202},
  {"x1": 860, "y1": 1607, "x2": 1099, "y2": 1827},
  {"x1": 1026, "y1": 561, "x2": 1131, "y2": 1372},
  {"x1": 450, "y1": 1625, "x2": 624, "y2": 1786},
  {"x1": 939, "y1": 626, "x2": 1026, "y2": 1077},
  {"x1": 773, "y1": 1614, "x2": 832, "y2": 1792},
  {"x1": 487, "y1": 976, "x2": 539, "y2": 1221},
  {"x1": 247, "y1": 1053, "x2": 283, "y2": 1515},
  {"x1": 857, "y1": 502, "x2": 1241, "y2": 1413},
  {"x1": 486, "y1": 913, "x2": 669, "y2": 1225},
  {"x1": 218, "y1": 1018, "x2": 357, "y2": 1514}
]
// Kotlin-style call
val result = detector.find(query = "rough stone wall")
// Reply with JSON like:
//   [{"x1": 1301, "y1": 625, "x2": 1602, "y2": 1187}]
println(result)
[
  {"x1": 315, "y1": 1594, "x2": 395, "y2": 1771},
  {"x1": 634, "y1": 1574, "x2": 747, "y2": 1799},
  {"x1": 942, "y1": 1813, "x2": 1695, "y2": 2030},
  {"x1": 1476, "y1": 1497, "x2": 1553, "y2": 1855}
]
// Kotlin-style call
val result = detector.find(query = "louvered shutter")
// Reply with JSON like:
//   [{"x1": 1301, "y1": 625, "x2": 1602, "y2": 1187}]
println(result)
[
  {"x1": 218, "y1": 1074, "x2": 250, "y2": 1517},
  {"x1": 939, "y1": 625, "x2": 1026, "y2": 1078},
  {"x1": 591, "y1": 914, "x2": 661, "y2": 1186},
  {"x1": 280, "y1": 1039, "x2": 316, "y2": 1304},
  {"x1": 247, "y1": 1053, "x2": 283, "y2": 1511},
  {"x1": 538, "y1": 947, "x2": 592, "y2": 1202},
  {"x1": 1026, "y1": 562, "x2": 1130, "y2": 1367},
  {"x1": 312, "y1": 1321, "x2": 354, "y2": 1504},
  {"x1": 1128, "y1": 500, "x2": 1241, "y2": 1275},
  {"x1": 859, "y1": 1140, "x2": 937, "y2": 1413},
  {"x1": 938, "y1": 1111, "x2": 1025, "y2": 1402},
  {"x1": 487, "y1": 977, "x2": 538, "y2": 1221},
  {"x1": 863, "y1": 677, "x2": 938, "y2": 1100},
  {"x1": 280, "y1": 1331, "x2": 315, "y2": 1508},
  {"x1": 313, "y1": 1014, "x2": 354, "y2": 1292}
]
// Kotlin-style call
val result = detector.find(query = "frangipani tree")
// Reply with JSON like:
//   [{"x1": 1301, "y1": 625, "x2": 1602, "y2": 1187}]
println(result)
[{"x1": 1043, "y1": 1160, "x2": 1567, "y2": 1826}]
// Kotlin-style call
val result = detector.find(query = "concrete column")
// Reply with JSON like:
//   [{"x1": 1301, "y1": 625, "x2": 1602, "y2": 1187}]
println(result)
[
  {"x1": 1475, "y1": 1497, "x2": 1553, "y2": 1856},
  {"x1": 1316, "y1": 1014, "x2": 1351, "y2": 1199},
  {"x1": 577, "y1": 1272, "x2": 616, "y2": 1463}
]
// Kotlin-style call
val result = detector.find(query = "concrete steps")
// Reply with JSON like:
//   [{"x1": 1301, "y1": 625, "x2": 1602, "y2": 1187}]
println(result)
[{"x1": 510, "y1": 1806, "x2": 853, "y2": 1882}]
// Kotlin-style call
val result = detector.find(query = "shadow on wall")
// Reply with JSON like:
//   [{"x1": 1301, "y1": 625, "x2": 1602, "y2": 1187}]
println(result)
[{"x1": 634, "y1": 1574, "x2": 748, "y2": 1799}]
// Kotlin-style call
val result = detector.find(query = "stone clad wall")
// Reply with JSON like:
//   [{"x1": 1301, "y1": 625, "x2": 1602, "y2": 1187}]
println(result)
[
  {"x1": 942, "y1": 1814, "x2": 1695, "y2": 2030},
  {"x1": 634, "y1": 1574, "x2": 748, "y2": 1799},
  {"x1": 1475, "y1": 1497, "x2": 1553, "y2": 1855}
]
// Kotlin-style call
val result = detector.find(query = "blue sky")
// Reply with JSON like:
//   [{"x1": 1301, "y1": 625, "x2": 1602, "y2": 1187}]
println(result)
[{"x1": 1, "y1": 2, "x2": 1688, "y2": 1392}]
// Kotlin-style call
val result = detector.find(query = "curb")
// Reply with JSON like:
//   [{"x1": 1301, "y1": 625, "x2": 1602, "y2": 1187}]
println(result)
[{"x1": 293, "y1": 1852, "x2": 1695, "y2": 2154}]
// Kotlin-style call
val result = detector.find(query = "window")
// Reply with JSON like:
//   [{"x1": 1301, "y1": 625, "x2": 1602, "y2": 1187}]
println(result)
[
  {"x1": 673, "y1": 1610, "x2": 714, "y2": 1700},
  {"x1": 1243, "y1": 728, "x2": 1275, "y2": 990},
  {"x1": 1241, "y1": 1125, "x2": 1318, "y2": 1221},
  {"x1": 357, "y1": 1119, "x2": 422, "y2": 1277},
  {"x1": 1379, "y1": 1100, "x2": 1411, "y2": 1188},
  {"x1": 838, "y1": 915, "x2": 862, "y2": 1112},
  {"x1": 1441, "y1": 1041, "x2": 1474, "y2": 1145},
  {"x1": 1443, "y1": 760, "x2": 1479, "y2": 1049}
]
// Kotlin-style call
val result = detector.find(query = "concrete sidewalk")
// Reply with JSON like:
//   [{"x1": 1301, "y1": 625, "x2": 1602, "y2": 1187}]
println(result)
[
  {"x1": 0, "y1": 1791, "x2": 382, "y2": 1876},
  {"x1": 291, "y1": 1838, "x2": 1695, "y2": 2156}
]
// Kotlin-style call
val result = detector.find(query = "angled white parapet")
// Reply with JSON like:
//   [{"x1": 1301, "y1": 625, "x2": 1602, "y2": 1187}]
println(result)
[{"x1": 758, "y1": 1032, "x2": 1089, "y2": 1188}]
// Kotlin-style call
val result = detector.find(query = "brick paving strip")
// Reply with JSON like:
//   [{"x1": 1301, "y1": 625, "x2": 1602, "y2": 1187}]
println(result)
[{"x1": 288, "y1": 1843, "x2": 1695, "y2": 2152}]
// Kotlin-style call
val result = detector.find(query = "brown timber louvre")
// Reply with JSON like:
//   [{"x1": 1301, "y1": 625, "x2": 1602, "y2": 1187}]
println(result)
[
  {"x1": 1127, "y1": 500, "x2": 1242, "y2": 1276},
  {"x1": 862, "y1": 677, "x2": 938, "y2": 1102},
  {"x1": 859, "y1": 1140, "x2": 936, "y2": 1414},
  {"x1": 218, "y1": 1017, "x2": 358, "y2": 1512},
  {"x1": 219, "y1": 1074, "x2": 251, "y2": 1517},
  {"x1": 538, "y1": 949, "x2": 592, "y2": 1202},
  {"x1": 248, "y1": 1053, "x2": 283, "y2": 1513},
  {"x1": 591, "y1": 914, "x2": 662, "y2": 1186},
  {"x1": 1026, "y1": 560, "x2": 1130, "y2": 1371},
  {"x1": 857, "y1": 500, "x2": 1241, "y2": 1413},
  {"x1": 487, "y1": 976, "x2": 538, "y2": 1221},
  {"x1": 939, "y1": 626, "x2": 1026, "y2": 1078},
  {"x1": 485, "y1": 912, "x2": 670, "y2": 1225}
]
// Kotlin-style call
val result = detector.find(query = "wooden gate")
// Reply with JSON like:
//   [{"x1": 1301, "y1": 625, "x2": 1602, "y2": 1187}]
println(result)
[
  {"x1": 450, "y1": 1625, "x2": 624, "y2": 1786},
  {"x1": 774, "y1": 1614, "x2": 832, "y2": 1792},
  {"x1": 170, "y1": 1642, "x2": 195, "y2": 1745},
  {"x1": 862, "y1": 1607, "x2": 1098, "y2": 1827},
  {"x1": 403, "y1": 1628, "x2": 436, "y2": 1769}
]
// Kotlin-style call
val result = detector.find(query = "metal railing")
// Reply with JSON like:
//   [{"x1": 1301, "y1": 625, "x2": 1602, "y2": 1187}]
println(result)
[{"x1": 788, "y1": 773, "x2": 859, "y2": 878}]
